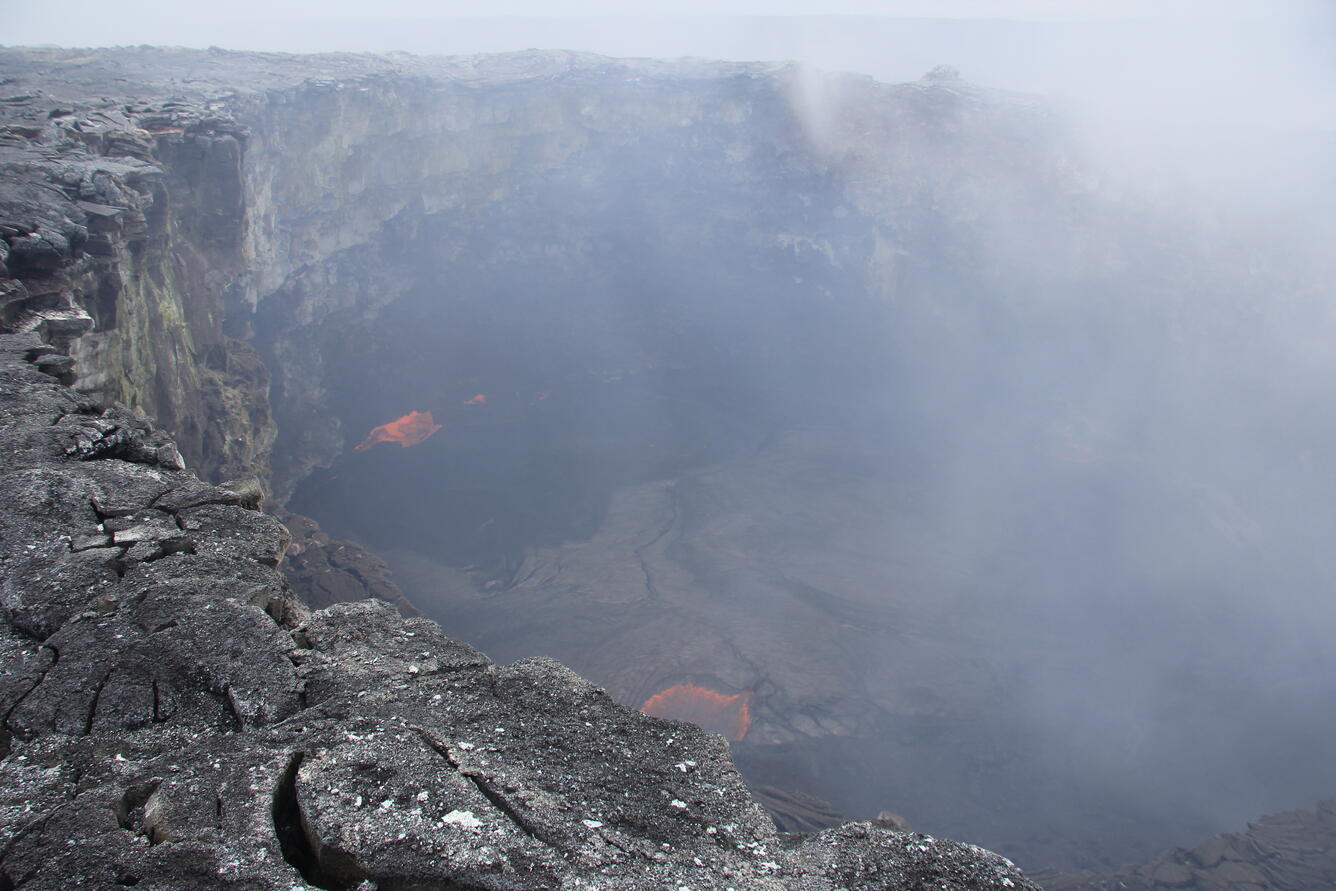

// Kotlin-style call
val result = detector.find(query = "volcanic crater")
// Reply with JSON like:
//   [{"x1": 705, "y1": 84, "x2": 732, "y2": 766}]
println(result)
[{"x1": 5, "y1": 45, "x2": 1336, "y2": 879}]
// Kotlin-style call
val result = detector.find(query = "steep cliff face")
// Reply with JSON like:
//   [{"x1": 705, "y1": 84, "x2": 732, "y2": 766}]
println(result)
[
  {"x1": 235, "y1": 55, "x2": 1067, "y2": 502},
  {"x1": 1, "y1": 48, "x2": 1071, "y2": 498},
  {"x1": 0, "y1": 75, "x2": 272, "y2": 483}
]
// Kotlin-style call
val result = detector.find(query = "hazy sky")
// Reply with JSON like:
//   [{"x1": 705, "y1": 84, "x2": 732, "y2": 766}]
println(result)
[
  {"x1": 5, "y1": 0, "x2": 1329, "y2": 48},
  {"x1": 4, "y1": 0, "x2": 1312, "y2": 31},
  {"x1": 6, "y1": 1, "x2": 1332, "y2": 132}
]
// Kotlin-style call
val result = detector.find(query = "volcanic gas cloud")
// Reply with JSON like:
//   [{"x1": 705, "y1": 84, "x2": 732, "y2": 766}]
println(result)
[
  {"x1": 641, "y1": 683, "x2": 752, "y2": 741},
  {"x1": 353, "y1": 410, "x2": 442, "y2": 451}
]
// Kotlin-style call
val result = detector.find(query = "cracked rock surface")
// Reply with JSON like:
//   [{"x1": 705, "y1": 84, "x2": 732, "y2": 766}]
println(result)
[{"x1": 0, "y1": 332, "x2": 1036, "y2": 888}]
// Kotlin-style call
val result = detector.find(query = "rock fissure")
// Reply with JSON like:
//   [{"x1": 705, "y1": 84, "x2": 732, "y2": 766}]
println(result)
[
  {"x1": 113, "y1": 778, "x2": 162, "y2": 835},
  {"x1": 81, "y1": 666, "x2": 113, "y2": 735},
  {"x1": 0, "y1": 807, "x2": 61, "y2": 886},
  {"x1": 220, "y1": 685, "x2": 248, "y2": 732},
  {"x1": 272, "y1": 751, "x2": 330, "y2": 888},
  {"x1": 2, "y1": 643, "x2": 58, "y2": 740},
  {"x1": 409, "y1": 726, "x2": 551, "y2": 848}
]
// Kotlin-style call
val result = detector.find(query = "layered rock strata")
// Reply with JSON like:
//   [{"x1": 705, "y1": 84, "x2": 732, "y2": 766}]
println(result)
[
  {"x1": 0, "y1": 57, "x2": 272, "y2": 484},
  {"x1": 0, "y1": 333, "x2": 1036, "y2": 888}
]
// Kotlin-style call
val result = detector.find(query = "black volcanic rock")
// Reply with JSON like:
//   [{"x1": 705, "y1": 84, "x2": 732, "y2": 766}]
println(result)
[
  {"x1": 278, "y1": 507, "x2": 423, "y2": 616},
  {"x1": 755, "y1": 784, "x2": 851, "y2": 835},
  {"x1": 800, "y1": 824, "x2": 1030, "y2": 891},
  {"x1": 0, "y1": 332, "x2": 1037, "y2": 888}
]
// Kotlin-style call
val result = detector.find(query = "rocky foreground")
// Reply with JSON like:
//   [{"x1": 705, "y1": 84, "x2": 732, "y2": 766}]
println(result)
[{"x1": 0, "y1": 333, "x2": 1035, "y2": 887}]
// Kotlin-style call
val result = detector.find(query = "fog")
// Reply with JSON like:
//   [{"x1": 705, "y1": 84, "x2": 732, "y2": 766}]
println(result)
[
  {"x1": 274, "y1": 32, "x2": 1336, "y2": 862},
  {"x1": 13, "y1": 0, "x2": 1336, "y2": 873},
  {"x1": 258, "y1": 1, "x2": 1336, "y2": 870}
]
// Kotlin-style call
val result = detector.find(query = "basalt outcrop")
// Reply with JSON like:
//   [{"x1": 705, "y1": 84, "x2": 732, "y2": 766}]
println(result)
[
  {"x1": 276, "y1": 506, "x2": 421, "y2": 616},
  {"x1": 0, "y1": 334, "x2": 1037, "y2": 888}
]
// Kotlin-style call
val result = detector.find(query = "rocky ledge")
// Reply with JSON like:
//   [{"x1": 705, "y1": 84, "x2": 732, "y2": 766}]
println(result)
[{"x1": 0, "y1": 333, "x2": 1034, "y2": 888}]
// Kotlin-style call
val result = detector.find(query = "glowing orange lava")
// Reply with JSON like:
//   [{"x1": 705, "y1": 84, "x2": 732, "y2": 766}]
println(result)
[
  {"x1": 463, "y1": 393, "x2": 487, "y2": 405},
  {"x1": 353, "y1": 410, "x2": 443, "y2": 451},
  {"x1": 640, "y1": 683, "x2": 752, "y2": 742}
]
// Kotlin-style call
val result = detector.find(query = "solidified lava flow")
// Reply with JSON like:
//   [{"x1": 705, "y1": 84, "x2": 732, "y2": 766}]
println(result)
[
  {"x1": 353, "y1": 410, "x2": 443, "y2": 451},
  {"x1": 641, "y1": 683, "x2": 753, "y2": 741}
]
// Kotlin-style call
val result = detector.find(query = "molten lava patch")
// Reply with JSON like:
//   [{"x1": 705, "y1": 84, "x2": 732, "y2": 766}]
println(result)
[
  {"x1": 353, "y1": 410, "x2": 443, "y2": 451},
  {"x1": 640, "y1": 683, "x2": 752, "y2": 741}
]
